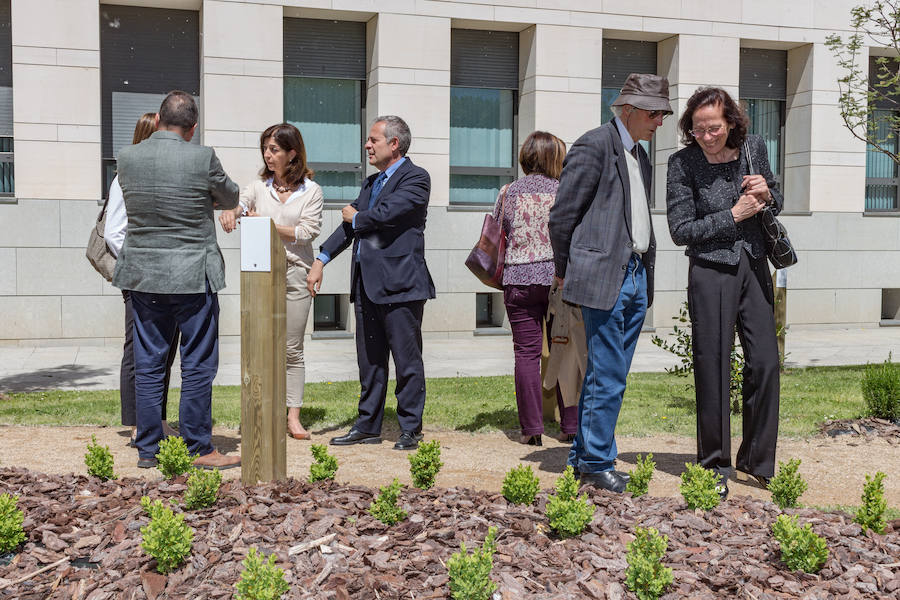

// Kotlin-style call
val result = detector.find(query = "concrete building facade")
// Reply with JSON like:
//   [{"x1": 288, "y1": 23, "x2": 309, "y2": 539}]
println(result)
[{"x1": 1, "y1": 0, "x2": 898, "y2": 345}]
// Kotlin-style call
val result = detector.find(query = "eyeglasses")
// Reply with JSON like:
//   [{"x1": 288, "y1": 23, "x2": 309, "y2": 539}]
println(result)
[
  {"x1": 689, "y1": 125, "x2": 725, "y2": 138},
  {"x1": 642, "y1": 109, "x2": 669, "y2": 120}
]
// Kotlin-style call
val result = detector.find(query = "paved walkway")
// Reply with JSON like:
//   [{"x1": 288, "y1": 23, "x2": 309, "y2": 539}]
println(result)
[{"x1": 0, "y1": 326, "x2": 897, "y2": 392}]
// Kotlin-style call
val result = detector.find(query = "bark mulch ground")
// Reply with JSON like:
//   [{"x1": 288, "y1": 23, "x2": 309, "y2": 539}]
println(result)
[
  {"x1": 819, "y1": 418, "x2": 900, "y2": 442},
  {"x1": 0, "y1": 467, "x2": 898, "y2": 599}
]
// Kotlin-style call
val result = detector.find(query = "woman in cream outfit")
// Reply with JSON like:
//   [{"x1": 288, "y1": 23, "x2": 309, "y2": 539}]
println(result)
[{"x1": 220, "y1": 123, "x2": 323, "y2": 439}]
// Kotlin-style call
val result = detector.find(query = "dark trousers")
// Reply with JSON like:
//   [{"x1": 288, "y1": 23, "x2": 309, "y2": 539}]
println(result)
[
  {"x1": 353, "y1": 273, "x2": 426, "y2": 435},
  {"x1": 120, "y1": 290, "x2": 178, "y2": 426},
  {"x1": 130, "y1": 283, "x2": 219, "y2": 459},
  {"x1": 689, "y1": 249, "x2": 780, "y2": 480},
  {"x1": 503, "y1": 284, "x2": 578, "y2": 436}
]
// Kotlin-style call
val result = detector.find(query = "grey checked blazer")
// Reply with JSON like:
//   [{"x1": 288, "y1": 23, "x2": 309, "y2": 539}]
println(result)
[
  {"x1": 549, "y1": 119, "x2": 657, "y2": 311},
  {"x1": 112, "y1": 130, "x2": 240, "y2": 294}
]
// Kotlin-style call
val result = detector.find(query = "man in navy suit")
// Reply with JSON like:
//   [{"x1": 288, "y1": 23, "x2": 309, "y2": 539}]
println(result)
[{"x1": 307, "y1": 115, "x2": 435, "y2": 450}]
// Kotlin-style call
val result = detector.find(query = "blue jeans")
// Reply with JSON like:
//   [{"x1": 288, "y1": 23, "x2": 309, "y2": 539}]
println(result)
[
  {"x1": 131, "y1": 283, "x2": 219, "y2": 459},
  {"x1": 568, "y1": 254, "x2": 647, "y2": 474}
]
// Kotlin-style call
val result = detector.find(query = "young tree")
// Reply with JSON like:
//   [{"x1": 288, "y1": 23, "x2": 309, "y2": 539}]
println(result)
[{"x1": 825, "y1": 1, "x2": 900, "y2": 163}]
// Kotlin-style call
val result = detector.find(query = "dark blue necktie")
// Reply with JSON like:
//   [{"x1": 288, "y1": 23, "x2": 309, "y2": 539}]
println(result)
[{"x1": 368, "y1": 172, "x2": 387, "y2": 209}]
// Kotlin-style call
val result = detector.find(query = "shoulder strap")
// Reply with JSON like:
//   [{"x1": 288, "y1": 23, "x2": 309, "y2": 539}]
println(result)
[{"x1": 744, "y1": 140, "x2": 755, "y2": 175}]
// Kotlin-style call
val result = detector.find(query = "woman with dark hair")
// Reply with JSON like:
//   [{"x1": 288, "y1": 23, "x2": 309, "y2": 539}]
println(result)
[
  {"x1": 665, "y1": 87, "x2": 783, "y2": 499},
  {"x1": 493, "y1": 130, "x2": 578, "y2": 446},
  {"x1": 106, "y1": 112, "x2": 180, "y2": 448},
  {"x1": 220, "y1": 123, "x2": 323, "y2": 439}
]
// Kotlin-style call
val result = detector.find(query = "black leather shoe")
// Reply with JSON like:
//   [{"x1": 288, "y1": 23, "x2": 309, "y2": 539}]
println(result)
[
  {"x1": 394, "y1": 431, "x2": 424, "y2": 450},
  {"x1": 616, "y1": 471, "x2": 631, "y2": 484},
  {"x1": 521, "y1": 434, "x2": 542, "y2": 446},
  {"x1": 137, "y1": 457, "x2": 157, "y2": 469},
  {"x1": 579, "y1": 470, "x2": 626, "y2": 493},
  {"x1": 716, "y1": 484, "x2": 729, "y2": 500},
  {"x1": 330, "y1": 428, "x2": 382, "y2": 446},
  {"x1": 737, "y1": 470, "x2": 770, "y2": 488}
]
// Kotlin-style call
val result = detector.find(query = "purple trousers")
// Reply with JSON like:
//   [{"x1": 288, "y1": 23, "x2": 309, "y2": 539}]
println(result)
[{"x1": 504, "y1": 284, "x2": 578, "y2": 436}]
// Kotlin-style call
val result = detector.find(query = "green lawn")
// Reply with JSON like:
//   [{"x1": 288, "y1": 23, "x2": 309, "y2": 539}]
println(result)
[{"x1": 0, "y1": 365, "x2": 867, "y2": 438}]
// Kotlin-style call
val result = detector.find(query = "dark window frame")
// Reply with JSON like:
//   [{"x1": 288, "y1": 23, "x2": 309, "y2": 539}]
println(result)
[
  {"x1": 739, "y1": 48, "x2": 788, "y2": 188},
  {"x1": 0, "y1": 0, "x2": 13, "y2": 198},
  {"x1": 865, "y1": 56, "x2": 900, "y2": 212}
]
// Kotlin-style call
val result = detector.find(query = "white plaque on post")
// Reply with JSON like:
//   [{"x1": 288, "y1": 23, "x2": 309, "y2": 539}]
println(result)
[{"x1": 240, "y1": 216, "x2": 273, "y2": 272}]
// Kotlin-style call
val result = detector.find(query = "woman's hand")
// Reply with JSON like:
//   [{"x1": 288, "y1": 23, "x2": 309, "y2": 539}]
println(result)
[
  {"x1": 741, "y1": 174, "x2": 771, "y2": 205},
  {"x1": 731, "y1": 193, "x2": 766, "y2": 222}
]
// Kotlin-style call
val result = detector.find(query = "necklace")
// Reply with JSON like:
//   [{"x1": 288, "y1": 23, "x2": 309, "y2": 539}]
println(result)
[{"x1": 272, "y1": 179, "x2": 294, "y2": 194}]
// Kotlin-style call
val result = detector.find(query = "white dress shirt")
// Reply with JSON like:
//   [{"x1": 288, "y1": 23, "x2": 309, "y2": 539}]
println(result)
[{"x1": 104, "y1": 175, "x2": 127, "y2": 258}]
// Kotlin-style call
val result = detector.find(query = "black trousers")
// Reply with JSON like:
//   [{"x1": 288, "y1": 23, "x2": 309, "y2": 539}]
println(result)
[
  {"x1": 353, "y1": 272, "x2": 426, "y2": 435},
  {"x1": 688, "y1": 249, "x2": 780, "y2": 480},
  {"x1": 120, "y1": 290, "x2": 178, "y2": 426}
]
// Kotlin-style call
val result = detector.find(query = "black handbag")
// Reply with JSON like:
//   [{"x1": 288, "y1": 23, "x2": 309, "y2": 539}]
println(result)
[{"x1": 744, "y1": 141, "x2": 798, "y2": 269}]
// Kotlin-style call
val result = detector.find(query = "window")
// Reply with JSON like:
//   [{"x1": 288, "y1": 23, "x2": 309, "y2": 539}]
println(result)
[
  {"x1": 284, "y1": 18, "x2": 366, "y2": 204},
  {"x1": 100, "y1": 5, "x2": 200, "y2": 198},
  {"x1": 475, "y1": 292, "x2": 504, "y2": 329},
  {"x1": 740, "y1": 49, "x2": 787, "y2": 183},
  {"x1": 313, "y1": 294, "x2": 347, "y2": 331},
  {"x1": 601, "y1": 39, "x2": 656, "y2": 177},
  {"x1": 450, "y1": 29, "x2": 518, "y2": 205},
  {"x1": 865, "y1": 56, "x2": 900, "y2": 211},
  {"x1": 0, "y1": 0, "x2": 12, "y2": 197}
]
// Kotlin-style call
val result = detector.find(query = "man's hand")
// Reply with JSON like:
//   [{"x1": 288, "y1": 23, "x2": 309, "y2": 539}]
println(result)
[
  {"x1": 306, "y1": 259, "x2": 324, "y2": 297},
  {"x1": 554, "y1": 276, "x2": 565, "y2": 289},
  {"x1": 219, "y1": 209, "x2": 237, "y2": 233},
  {"x1": 341, "y1": 204, "x2": 358, "y2": 223}
]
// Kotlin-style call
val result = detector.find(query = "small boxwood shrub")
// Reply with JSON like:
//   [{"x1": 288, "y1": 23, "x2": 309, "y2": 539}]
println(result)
[
  {"x1": 625, "y1": 453, "x2": 656, "y2": 498},
  {"x1": 84, "y1": 434, "x2": 116, "y2": 481},
  {"x1": 447, "y1": 526, "x2": 497, "y2": 600},
  {"x1": 679, "y1": 463, "x2": 721, "y2": 510},
  {"x1": 156, "y1": 436, "x2": 195, "y2": 479},
  {"x1": 140, "y1": 496, "x2": 193, "y2": 574},
  {"x1": 768, "y1": 458, "x2": 807, "y2": 509},
  {"x1": 369, "y1": 478, "x2": 407, "y2": 526},
  {"x1": 625, "y1": 526, "x2": 673, "y2": 600},
  {"x1": 0, "y1": 493, "x2": 26, "y2": 553},
  {"x1": 546, "y1": 466, "x2": 594, "y2": 538},
  {"x1": 234, "y1": 547, "x2": 290, "y2": 600},
  {"x1": 309, "y1": 444, "x2": 338, "y2": 482},
  {"x1": 862, "y1": 354, "x2": 900, "y2": 421},
  {"x1": 771, "y1": 514, "x2": 829, "y2": 573},
  {"x1": 855, "y1": 471, "x2": 887, "y2": 534},
  {"x1": 408, "y1": 440, "x2": 443, "y2": 490},
  {"x1": 502, "y1": 464, "x2": 541, "y2": 505},
  {"x1": 183, "y1": 467, "x2": 222, "y2": 510}
]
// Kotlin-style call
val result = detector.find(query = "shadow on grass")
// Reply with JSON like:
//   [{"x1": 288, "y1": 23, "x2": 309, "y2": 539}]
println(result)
[
  {"x1": 617, "y1": 450, "x2": 695, "y2": 478},
  {"x1": 0, "y1": 366, "x2": 115, "y2": 393},
  {"x1": 456, "y1": 407, "x2": 520, "y2": 432}
]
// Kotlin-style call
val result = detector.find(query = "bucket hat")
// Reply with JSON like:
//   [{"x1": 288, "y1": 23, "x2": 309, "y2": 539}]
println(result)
[{"x1": 611, "y1": 73, "x2": 672, "y2": 114}]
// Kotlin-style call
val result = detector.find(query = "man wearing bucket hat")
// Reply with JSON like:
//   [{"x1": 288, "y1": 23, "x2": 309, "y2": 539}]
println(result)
[{"x1": 549, "y1": 73, "x2": 672, "y2": 493}]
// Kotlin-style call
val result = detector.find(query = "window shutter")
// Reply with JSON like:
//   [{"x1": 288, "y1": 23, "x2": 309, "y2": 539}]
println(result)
[
  {"x1": 0, "y1": 0, "x2": 11, "y2": 137},
  {"x1": 284, "y1": 18, "x2": 366, "y2": 80},
  {"x1": 602, "y1": 39, "x2": 657, "y2": 88},
  {"x1": 740, "y1": 48, "x2": 787, "y2": 100},
  {"x1": 100, "y1": 6, "x2": 200, "y2": 158},
  {"x1": 451, "y1": 29, "x2": 519, "y2": 90}
]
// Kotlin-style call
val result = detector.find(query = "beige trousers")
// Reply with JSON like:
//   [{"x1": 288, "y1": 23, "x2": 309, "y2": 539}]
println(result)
[{"x1": 286, "y1": 262, "x2": 312, "y2": 408}]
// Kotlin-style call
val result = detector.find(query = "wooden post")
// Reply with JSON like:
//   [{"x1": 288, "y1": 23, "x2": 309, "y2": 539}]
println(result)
[
  {"x1": 239, "y1": 217, "x2": 287, "y2": 485},
  {"x1": 773, "y1": 270, "x2": 787, "y2": 368}
]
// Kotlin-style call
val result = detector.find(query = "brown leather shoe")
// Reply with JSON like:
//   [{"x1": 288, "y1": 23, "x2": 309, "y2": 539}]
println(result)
[{"x1": 193, "y1": 449, "x2": 240, "y2": 470}]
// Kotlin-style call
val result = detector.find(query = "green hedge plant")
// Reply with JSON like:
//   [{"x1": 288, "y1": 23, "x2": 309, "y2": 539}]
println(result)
[
  {"x1": 0, "y1": 493, "x2": 26, "y2": 553},
  {"x1": 234, "y1": 547, "x2": 290, "y2": 600},
  {"x1": 862, "y1": 354, "x2": 900, "y2": 421},
  {"x1": 408, "y1": 440, "x2": 443, "y2": 490},
  {"x1": 501, "y1": 464, "x2": 540, "y2": 505},
  {"x1": 679, "y1": 463, "x2": 721, "y2": 510},
  {"x1": 183, "y1": 467, "x2": 222, "y2": 510},
  {"x1": 625, "y1": 526, "x2": 673, "y2": 600},
  {"x1": 545, "y1": 466, "x2": 594, "y2": 538},
  {"x1": 625, "y1": 453, "x2": 655, "y2": 498},
  {"x1": 771, "y1": 514, "x2": 829, "y2": 573},
  {"x1": 84, "y1": 434, "x2": 116, "y2": 481},
  {"x1": 140, "y1": 496, "x2": 193, "y2": 573},
  {"x1": 309, "y1": 444, "x2": 338, "y2": 482},
  {"x1": 369, "y1": 478, "x2": 407, "y2": 526},
  {"x1": 855, "y1": 471, "x2": 887, "y2": 534},
  {"x1": 447, "y1": 526, "x2": 497, "y2": 600},
  {"x1": 768, "y1": 458, "x2": 807, "y2": 509},
  {"x1": 156, "y1": 436, "x2": 195, "y2": 479}
]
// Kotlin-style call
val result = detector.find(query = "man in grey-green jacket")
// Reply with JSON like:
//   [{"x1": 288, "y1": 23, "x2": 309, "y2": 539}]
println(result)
[{"x1": 113, "y1": 90, "x2": 241, "y2": 470}]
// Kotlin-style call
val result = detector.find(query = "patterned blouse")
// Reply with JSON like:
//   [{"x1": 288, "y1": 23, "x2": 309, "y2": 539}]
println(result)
[{"x1": 491, "y1": 174, "x2": 558, "y2": 286}]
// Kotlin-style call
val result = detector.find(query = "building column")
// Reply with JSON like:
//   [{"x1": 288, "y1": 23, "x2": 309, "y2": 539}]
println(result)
[
  {"x1": 784, "y1": 42, "x2": 867, "y2": 214},
  {"x1": 519, "y1": 24, "x2": 604, "y2": 152},
  {"x1": 366, "y1": 13, "x2": 450, "y2": 206}
]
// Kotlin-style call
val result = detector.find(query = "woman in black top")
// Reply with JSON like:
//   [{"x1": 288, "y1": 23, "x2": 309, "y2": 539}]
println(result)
[{"x1": 666, "y1": 87, "x2": 783, "y2": 499}]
